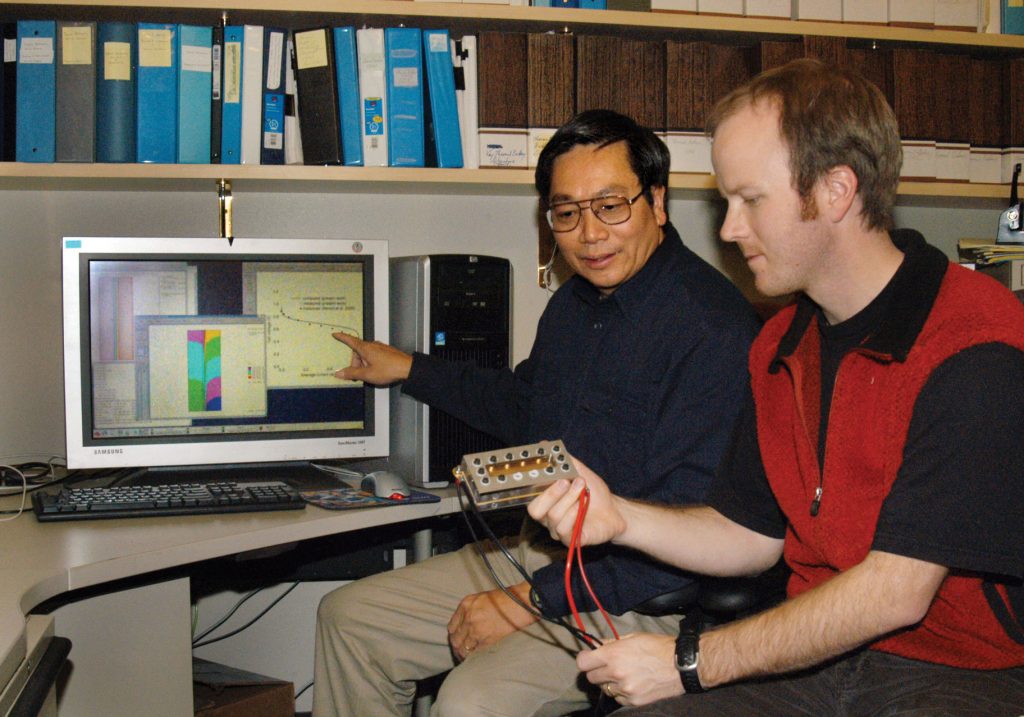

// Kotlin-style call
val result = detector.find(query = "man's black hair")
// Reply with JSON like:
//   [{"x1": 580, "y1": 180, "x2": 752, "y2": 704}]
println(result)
[{"x1": 534, "y1": 109, "x2": 671, "y2": 205}]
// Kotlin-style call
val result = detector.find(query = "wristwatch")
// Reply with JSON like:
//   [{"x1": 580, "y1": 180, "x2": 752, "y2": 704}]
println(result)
[{"x1": 675, "y1": 613, "x2": 704, "y2": 693}]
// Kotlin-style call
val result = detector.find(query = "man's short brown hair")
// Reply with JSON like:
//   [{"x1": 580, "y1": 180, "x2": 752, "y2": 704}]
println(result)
[{"x1": 707, "y1": 58, "x2": 902, "y2": 232}]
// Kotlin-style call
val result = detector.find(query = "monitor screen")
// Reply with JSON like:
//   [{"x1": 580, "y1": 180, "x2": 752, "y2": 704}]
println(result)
[{"x1": 62, "y1": 237, "x2": 389, "y2": 470}]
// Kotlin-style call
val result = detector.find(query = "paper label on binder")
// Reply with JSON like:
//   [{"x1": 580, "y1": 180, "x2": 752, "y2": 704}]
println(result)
[
  {"x1": 428, "y1": 33, "x2": 448, "y2": 53},
  {"x1": 19, "y1": 37, "x2": 54, "y2": 64},
  {"x1": 393, "y1": 66, "x2": 419, "y2": 88},
  {"x1": 61, "y1": 26, "x2": 93, "y2": 65},
  {"x1": 900, "y1": 141, "x2": 937, "y2": 180},
  {"x1": 224, "y1": 42, "x2": 241, "y2": 104},
  {"x1": 104, "y1": 41, "x2": 131, "y2": 81},
  {"x1": 666, "y1": 132, "x2": 713, "y2": 174},
  {"x1": 294, "y1": 30, "x2": 328, "y2": 70},
  {"x1": 181, "y1": 45, "x2": 212, "y2": 73},
  {"x1": 266, "y1": 32, "x2": 283, "y2": 90},
  {"x1": 479, "y1": 129, "x2": 528, "y2": 168},
  {"x1": 969, "y1": 148, "x2": 1002, "y2": 185},
  {"x1": 139, "y1": 29, "x2": 172, "y2": 67}
]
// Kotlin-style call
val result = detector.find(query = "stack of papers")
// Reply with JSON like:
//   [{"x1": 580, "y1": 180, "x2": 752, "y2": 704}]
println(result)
[{"x1": 957, "y1": 238, "x2": 1024, "y2": 266}]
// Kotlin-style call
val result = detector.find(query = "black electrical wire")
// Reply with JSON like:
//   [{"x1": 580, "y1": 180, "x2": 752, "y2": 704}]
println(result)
[
  {"x1": 192, "y1": 587, "x2": 265, "y2": 644},
  {"x1": 455, "y1": 481, "x2": 601, "y2": 648},
  {"x1": 192, "y1": 582, "x2": 300, "y2": 649}
]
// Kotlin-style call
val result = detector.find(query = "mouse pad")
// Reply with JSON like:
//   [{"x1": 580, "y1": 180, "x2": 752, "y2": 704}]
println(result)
[{"x1": 300, "y1": 485, "x2": 441, "y2": 510}]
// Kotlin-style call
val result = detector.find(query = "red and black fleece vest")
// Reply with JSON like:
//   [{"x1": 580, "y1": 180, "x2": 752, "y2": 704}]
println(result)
[{"x1": 750, "y1": 240, "x2": 1024, "y2": 669}]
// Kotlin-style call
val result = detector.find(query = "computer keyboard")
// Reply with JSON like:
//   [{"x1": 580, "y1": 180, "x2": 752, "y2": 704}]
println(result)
[{"x1": 32, "y1": 480, "x2": 306, "y2": 522}]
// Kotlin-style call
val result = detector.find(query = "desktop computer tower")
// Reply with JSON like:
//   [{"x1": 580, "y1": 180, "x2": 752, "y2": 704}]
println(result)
[{"x1": 390, "y1": 255, "x2": 512, "y2": 487}]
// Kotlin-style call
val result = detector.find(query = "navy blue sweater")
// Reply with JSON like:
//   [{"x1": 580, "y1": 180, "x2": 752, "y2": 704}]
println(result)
[{"x1": 403, "y1": 222, "x2": 759, "y2": 616}]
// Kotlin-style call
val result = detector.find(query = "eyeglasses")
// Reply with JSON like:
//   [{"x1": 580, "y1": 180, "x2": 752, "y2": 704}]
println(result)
[{"x1": 545, "y1": 190, "x2": 646, "y2": 233}]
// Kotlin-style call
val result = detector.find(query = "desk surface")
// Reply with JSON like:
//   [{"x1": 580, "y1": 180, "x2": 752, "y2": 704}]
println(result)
[{"x1": 0, "y1": 489, "x2": 460, "y2": 701}]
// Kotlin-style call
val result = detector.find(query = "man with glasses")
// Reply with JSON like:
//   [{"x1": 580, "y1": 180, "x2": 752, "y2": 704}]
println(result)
[{"x1": 313, "y1": 109, "x2": 759, "y2": 717}]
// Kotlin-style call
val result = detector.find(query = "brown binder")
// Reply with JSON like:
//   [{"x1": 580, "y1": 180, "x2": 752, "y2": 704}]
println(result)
[
  {"x1": 478, "y1": 31, "x2": 528, "y2": 130},
  {"x1": 705, "y1": 43, "x2": 756, "y2": 126},
  {"x1": 576, "y1": 34, "x2": 618, "y2": 116},
  {"x1": 666, "y1": 40, "x2": 706, "y2": 132},
  {"x1": 527, "y1": 32, "x2": 575, "y2": 134},
  {"x1": 625, "y1": 37, "x2": 666, "y2": 133},
  {"x1": 969, "y1": 58, "x2": 1006, "y2": 149},
  {"x1": 577, "y1": 35, "x2": 665, "y2": 131},
  {"x1": 934, "y1": 52, "x2": 971, "y2": 144},
  {"x1": 802, "y1": 35, "x2": 849, "y2": 69},
  {"x1": 1007, "y1": 58, "x2": 1024, "y2": 147},
  {"x1": 892, "y1": 48, "x2": 937, "y2": 141},
  {"x1": 848, "y1": 46, "x2": 894, "y2": 107},
  {"x1": 758, "y1": 39, "x2": 802, "y2": 73},
  {"x1": 666, "y1": 41, "x2": 753, "y2": 132},
  {"x1": 478, "y1": 31, "x2": 528, "y2": 167}
]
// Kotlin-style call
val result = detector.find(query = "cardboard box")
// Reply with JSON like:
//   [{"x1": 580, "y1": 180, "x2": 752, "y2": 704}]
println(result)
[{"x1": 193, "y1": 659, "x2": 294, "y2": 717}]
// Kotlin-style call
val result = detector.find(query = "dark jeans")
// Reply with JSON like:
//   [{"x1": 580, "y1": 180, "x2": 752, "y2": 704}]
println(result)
[{"x1": 612, "y1": 650, "x2": 1024, "y2": 717}]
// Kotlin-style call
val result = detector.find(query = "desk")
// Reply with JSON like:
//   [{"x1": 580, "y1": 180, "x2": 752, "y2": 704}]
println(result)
[{"x1": 0, "y1": 490, "x2": 460, "y2": 715}]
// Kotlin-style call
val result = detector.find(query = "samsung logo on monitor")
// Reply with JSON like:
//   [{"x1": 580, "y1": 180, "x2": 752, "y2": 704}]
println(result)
[{"x1": 93, "y1": 448, "x2": 125, "y2": 455}]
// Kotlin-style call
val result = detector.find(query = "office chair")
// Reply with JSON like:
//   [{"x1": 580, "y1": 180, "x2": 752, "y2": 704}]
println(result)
[{"x1": 635, "y1": 559, "x2": 790, "y2": 625}]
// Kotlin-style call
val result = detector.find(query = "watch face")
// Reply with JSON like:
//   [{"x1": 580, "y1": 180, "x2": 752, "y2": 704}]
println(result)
[{"x1": 677, "y1": 654, "x2": 699, "y2": 671}]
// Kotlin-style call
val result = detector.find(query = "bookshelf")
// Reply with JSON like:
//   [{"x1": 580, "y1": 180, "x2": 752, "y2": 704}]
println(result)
[
  {"x1": 8, "y1": 0, "x2": 1024, "y2": 49},
  {"x1": 0, "y1": 162, "x2": 1012, "y2": 202},
  {"x1": 2, "y1": 0, "x2": 1022, "y2": 202}
]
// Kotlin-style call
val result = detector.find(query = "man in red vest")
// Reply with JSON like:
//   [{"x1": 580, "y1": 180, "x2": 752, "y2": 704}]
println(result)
[{"x1": 529, "y1": 58, "x2": 1024, "y2": 715}]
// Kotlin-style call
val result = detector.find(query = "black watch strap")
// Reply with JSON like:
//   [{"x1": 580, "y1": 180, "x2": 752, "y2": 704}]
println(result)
[{"x1": 675, "y1": 614, "x2": 705, "y2": 694}]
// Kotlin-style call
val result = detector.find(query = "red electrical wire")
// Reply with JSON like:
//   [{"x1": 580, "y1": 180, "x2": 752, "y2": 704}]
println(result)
[{"x1": 564, "y1": 487, "x2": 619, "y2": 647}]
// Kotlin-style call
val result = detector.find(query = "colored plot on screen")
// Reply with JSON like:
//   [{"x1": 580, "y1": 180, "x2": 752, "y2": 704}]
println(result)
[{"x1": 188, "y1": 329, "x2": 222, "y2": 412}]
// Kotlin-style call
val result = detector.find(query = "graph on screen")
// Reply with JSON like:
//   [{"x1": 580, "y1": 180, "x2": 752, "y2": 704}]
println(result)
[{"x1": 252, "y1": 266, "x2": 364, "y2": 388}]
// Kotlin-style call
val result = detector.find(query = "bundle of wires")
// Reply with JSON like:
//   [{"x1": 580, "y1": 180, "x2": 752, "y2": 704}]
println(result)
[
  {"x1": 0, "y1": 456, "x2": 76, "y2": 521},
  {"x1": 563, "y1": 485, "x2": 619, "y2": 647},
  {"x1": 453, "y1": 477, "x2": 618, "y2": 650}
]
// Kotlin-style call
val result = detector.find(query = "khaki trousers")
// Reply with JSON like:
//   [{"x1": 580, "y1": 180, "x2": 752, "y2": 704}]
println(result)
[{"x1": 312, "y1": 528, "x2": 680, "y2": 717}]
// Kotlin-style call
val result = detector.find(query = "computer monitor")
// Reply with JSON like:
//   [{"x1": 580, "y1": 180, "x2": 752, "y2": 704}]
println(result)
[{"x1": 61, "y1": 236, "x2": 389, "y2": 473}]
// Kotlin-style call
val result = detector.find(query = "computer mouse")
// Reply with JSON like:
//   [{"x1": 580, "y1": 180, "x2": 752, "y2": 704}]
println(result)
[{"x1": 361, "y1": 470, "x2": 411, "y2": 500}]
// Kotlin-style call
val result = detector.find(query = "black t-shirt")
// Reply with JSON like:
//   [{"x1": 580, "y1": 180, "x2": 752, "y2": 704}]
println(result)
[{"x1": 708, "y1": 273, "x2": 1024, "y2": 580}]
